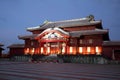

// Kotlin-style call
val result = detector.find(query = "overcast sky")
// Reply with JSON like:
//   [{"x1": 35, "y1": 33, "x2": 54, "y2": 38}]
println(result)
[{"x1": 0, "y1": 0, "x2": 120, "y2": 53}]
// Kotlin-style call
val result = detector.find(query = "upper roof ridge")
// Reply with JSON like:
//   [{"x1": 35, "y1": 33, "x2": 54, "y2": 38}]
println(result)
[
  {"x1": 27, "y1": 15, "x2": 101, "y2": 31},
  {"x1": 53, "y1": 18, "x2": 89, "y2": 23}
]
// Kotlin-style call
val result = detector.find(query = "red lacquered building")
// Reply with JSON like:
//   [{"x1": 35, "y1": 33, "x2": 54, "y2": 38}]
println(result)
[{"x1": 8, "y1": 15, "x2": 120, "y2": 60}]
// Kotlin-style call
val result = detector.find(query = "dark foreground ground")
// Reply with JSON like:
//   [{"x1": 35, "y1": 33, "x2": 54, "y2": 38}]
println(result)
[{"x1": 0, "y1": 61, "x2": 120, "y2": 80}]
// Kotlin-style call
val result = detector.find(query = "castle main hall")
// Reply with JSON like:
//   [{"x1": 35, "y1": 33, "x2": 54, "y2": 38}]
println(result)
[{"x1": 8, "y1": 15, "x2": 120, "y2": 61}]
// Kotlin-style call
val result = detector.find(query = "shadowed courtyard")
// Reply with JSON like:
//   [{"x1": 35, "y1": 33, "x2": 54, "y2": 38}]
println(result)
[{"x1": 0, "y1": 61, "x2": 120, "y2": 80}]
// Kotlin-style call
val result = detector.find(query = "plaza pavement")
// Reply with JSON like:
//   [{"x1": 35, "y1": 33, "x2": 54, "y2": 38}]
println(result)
[{"x1": 0, "y1": 61, "x2": 120, "y2": 80}]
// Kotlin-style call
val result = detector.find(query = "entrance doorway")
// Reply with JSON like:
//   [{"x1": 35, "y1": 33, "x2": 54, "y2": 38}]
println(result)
[{"x1": 44, "y1": 42, "x2": 63, "y2": 55}]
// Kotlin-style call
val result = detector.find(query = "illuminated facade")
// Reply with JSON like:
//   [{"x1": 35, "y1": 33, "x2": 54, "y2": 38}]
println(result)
[
  {"x1": 8, "y1": 15, "x2": 120, "y2": 60},
  {"x1": 19, "y1": 15, "x2": 109, "y2": 55}
]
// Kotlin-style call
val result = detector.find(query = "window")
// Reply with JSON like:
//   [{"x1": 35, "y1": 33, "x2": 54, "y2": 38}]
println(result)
[
  {"x1": 62, "y1": 43, "x2": 66, "y2": 47},
  {"x1": 87, "y1": 47, "x2": 91, "y2": 54},
  {"x1": 41, "y1": 47, "x2": 43, "y2": 53},
  {"x1": 69, "y1": 47, "x2": 73, "y2": 53},
  {"x1": 62, "y1": 46, "x2": 65, "y2": 54},
  {"x1": 47, "y1": 47, "x2": 50, "y2": 54},
  {"x1": 70, "y1": 39, "x2": 74, "y2": 44},
  {"x1": 79, "y1": 47, "x2": 83, "y2": 53},
  {"x1": 89, "y1": 39, "x2": 93, "y2": 44},
  {"x1": 80, "y1": 39, "x2": 83, "y2": 44},
  {"x1": 96, "y1": 46, "x2": 102, "y2": 55},
  {"x1": 31, "y1": 41, "x2": 34, "y2": 46},
  {"x1": 24, "y1": 48, "x2": 29, "y2": 54},
  {"x1": 31, "y1": 48, "x2": 35, "y2": 55}
]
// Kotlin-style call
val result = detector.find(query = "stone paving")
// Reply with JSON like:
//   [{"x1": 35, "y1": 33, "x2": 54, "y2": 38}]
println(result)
[{"x1": 0, "y1": 61, "x2": 120, "y2": 80}]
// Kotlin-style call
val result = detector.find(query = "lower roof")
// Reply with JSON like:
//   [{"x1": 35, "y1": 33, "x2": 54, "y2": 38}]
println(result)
[
  {"x1": 70, "y1": 29, "x2": 108, "y2": 37},
  {"x1": 18, "y1": 29, "x2": 108, "y2": 40},
  {"x1": 7, "y1": 44, "x2": 24, "y2": 48},
  {"x1": 18, "y1": 34, "x2": 38, "y2": 40},
  {"x1": 103, "y1": 41, "x2": 120, "y2": 46}
]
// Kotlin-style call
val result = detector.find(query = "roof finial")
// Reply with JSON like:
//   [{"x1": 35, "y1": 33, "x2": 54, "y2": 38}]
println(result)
[
  {"x1": 86, "y1": 14, "x2": 95, "y2": 21},
  {"x1": 43, "y1": 20, "x2": 49, "y2": 24}
]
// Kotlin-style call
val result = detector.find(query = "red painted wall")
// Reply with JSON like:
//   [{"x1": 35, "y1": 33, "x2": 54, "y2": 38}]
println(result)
[
  {"x1": 9, "y1": 48, "x2": 24, "y2": 56},
  {"x1": 103, "y1": 46, "x2": 120, "y2": 60},
  {"x1": 63, "y1": 26, "x2": 95, "y2": 31},
  {"x1": 25, "y1": 39, "x2": 39, "y2": 48},
  {"x1": 79, "y1": 35, "x2": 103, "y2": 46}
]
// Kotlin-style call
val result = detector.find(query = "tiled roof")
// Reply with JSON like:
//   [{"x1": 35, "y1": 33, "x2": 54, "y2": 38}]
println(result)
[
  {"x1": 19, "y1": 29, "x2": 108, "y2": 39},
  {"x1": 70, "y1": 29, "x2": 108, "y2": 37},
  {"x1": 27, "y1": 17, "x2": 101, "y2": 31},
  {"x1": 7, "y1": 44, "x2": 24, "y2": 48},
  {"x1": 103, "y1": 41, "x2": 120, "y2": 46},
  {"x1": 18, "y1": 34, "x2": 38, "y2": 40}
]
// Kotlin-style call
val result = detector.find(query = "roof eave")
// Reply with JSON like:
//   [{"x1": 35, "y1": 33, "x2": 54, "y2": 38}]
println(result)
[
  {"x1": 103, "y1": 41, "x2": 120, "y2": 46},
  {"x1": 7, "y1": 44, "x2": 25, "y2": 48},
  {"x1": 70, "y1": 29, "x2": 108, "y2": 37}
]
